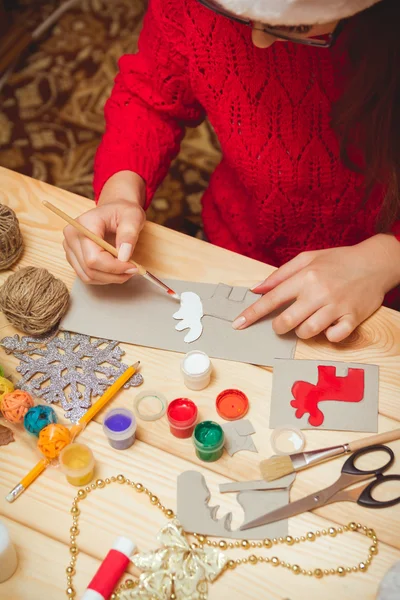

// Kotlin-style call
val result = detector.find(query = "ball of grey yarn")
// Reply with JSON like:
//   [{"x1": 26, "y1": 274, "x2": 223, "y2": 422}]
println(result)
[
  {"x1": 0, "y1": 266, "x2": 70, "y2": 335},
  {"x1": 0, "y1": 204, "x2": 23, "y2": 270}
]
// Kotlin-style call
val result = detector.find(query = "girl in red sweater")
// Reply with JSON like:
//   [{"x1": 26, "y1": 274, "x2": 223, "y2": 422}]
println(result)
[{"x1": 63, "y1": 0, "x2": 400, "y2": 342}]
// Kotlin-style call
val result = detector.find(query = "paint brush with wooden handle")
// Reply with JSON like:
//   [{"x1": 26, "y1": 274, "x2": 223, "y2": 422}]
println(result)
[
  {"x1": 42, "y1": 201, "x2": 180, "y2": 301},
  {"x1": 260, "y1": 428, "x2": 400, "y2": 482}
]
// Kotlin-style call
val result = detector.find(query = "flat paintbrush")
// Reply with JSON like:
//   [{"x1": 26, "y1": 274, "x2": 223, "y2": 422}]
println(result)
[
  {"x1": 260, "y1": 428, "x2": 400, "y2": 482},
  {"x1": 42, "y1": 200, "x2": 180, "y2": 301}
]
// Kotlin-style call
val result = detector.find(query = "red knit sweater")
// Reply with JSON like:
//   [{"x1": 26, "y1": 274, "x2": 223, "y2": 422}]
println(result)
[{"x1": 94, "y1": 0, "x2": 387, "y2": 269}]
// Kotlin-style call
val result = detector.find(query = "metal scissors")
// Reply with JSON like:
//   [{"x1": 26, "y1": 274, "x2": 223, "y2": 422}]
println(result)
[{"x1": 240, "y1": 445, "x2": 400, "y2": 531}]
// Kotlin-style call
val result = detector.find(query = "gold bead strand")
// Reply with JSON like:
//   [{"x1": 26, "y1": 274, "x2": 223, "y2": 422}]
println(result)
[{"x1": 65, "y1": 478, "x2": 379, "y2": 598}]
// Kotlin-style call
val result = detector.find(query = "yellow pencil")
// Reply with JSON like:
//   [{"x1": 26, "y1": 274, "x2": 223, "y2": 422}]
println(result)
[{"x1": 6, "y1": 362, "x2": 140, "y2": 503}]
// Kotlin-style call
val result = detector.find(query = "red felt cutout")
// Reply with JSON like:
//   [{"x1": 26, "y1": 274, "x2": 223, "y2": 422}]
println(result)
[{"x1": 290, "y1": 366, "x2": 365, "y2": 427}]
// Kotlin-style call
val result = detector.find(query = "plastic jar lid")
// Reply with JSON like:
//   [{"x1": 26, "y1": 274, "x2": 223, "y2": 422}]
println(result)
[
  {"x1": 134, "y1": 390, "x2": 167, "y2": 421},
  {"x1": 216, "y1": 389, "x2": 249, "y2": 421},
  {"x1": 270, "y1": 426, "x2": 306, "y2": 455}
]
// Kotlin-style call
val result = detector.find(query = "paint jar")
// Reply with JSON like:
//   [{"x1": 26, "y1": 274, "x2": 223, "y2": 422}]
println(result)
[
  {"x1": 181, "y1": 351, "x2": 212, "y2": 391},
  {"x1": 103, "y1": 408, "x2": 137, "y2": 450},
  {"x1": 193, "y1": 421, "x2": 224, "y2": 462},
  {"x1": 167, "y1": 398, "x2": 198, "y2": 439},
  {"x1": 59, "y1": 443, "x2": 95, "y2": 487}
]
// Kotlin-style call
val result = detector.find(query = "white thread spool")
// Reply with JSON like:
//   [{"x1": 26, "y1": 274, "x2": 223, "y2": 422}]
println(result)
[
  {"x1": 0, "y1": 521, "x2": 18, "y2": 582},
  {"x1": 181, "y1": 351, "x2": 212, "y2": 391}
]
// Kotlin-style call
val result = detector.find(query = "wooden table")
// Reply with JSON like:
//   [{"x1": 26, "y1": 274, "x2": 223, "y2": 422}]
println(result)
[{"x1": 0, "y1": 166, "x2": 399, "y2": 600}]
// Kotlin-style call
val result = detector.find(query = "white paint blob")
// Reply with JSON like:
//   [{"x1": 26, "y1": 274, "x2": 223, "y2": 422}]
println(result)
[
  {"x1": 184, "y1": 352, "x2": 211, "y2": 375},
  {"x1": 270, "y1": 427, "x2": 305, "y2": 455},
  {"x1": 173, "y1": 291, "x2": 204, "y2": 343}
]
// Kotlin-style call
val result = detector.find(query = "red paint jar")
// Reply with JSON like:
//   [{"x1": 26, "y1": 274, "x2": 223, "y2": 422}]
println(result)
[{"x1": 167, "y1": 398, "x2": 198, "y2": 439}]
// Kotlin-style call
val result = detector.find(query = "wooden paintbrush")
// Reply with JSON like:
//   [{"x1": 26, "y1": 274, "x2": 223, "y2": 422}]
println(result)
[
  {"x1": 260, "y1": 428, "x2": 400, "y2": 481},
  {"x1": 42, "y1": 201, "x2": 180, "y2": 301}
]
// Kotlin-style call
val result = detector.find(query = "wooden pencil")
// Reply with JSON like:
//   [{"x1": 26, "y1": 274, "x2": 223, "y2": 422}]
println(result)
[{"x1": 5, "y1": 362, "x2": 140, "y2": 503}]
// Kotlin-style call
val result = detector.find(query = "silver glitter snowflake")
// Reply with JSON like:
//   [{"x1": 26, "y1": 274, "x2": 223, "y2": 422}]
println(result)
[{"x1": 0, "y1": 331, "x2": 143, "y2": 423}]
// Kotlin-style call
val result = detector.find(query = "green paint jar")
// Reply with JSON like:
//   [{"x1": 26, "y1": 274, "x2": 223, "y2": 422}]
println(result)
[{"x1": 193, "y1": 421, "x2": 224, "y2": 462}]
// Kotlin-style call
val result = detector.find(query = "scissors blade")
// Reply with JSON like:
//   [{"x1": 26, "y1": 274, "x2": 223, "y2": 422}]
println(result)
[{"x1": 239, "y1": 479, "x2": 350, "y2": 531}]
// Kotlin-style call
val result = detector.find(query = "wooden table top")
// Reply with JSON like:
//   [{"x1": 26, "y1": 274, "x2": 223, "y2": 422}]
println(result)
[{"x1": 0, "y1": 166, "x2": 399, "y2": 600}]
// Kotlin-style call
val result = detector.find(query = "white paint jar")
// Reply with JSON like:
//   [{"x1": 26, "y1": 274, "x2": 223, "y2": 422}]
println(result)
[
  {"x1": 181, "y1": 351, "x2": 212, "y2": 391},
  {"x1": 0, "y1": 521, "x2": 18, "y2": 583}
]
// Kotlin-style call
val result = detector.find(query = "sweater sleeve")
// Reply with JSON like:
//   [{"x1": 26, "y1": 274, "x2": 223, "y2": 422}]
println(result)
[{"x1": 93, "y1": 0, "x2": 205, "y2": 207}]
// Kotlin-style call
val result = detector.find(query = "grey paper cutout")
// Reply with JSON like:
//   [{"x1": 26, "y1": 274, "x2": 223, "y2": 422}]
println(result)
[
  {"x1": 221, "y1": 420, "x2": 258, "y2": 456},
  {"x1": 269, "y1": 359, "x2": 379, "y2": 432},
  {"x1": 236, "y1": 490, "x2": 289, "y2": 539},
  {"x1": 219, "y1": 472, "x2": 296, "y2": 493},
  {"x1": 202, "y1": 283, "x2": 251, "y2": 322},
  {"x1": 177, "y1": 471, "x2": 233, "y2": 538},
  {"x1": 177, "y1": 471, "x2": 290, "y2": 539},
  {"x1": 61, "y1": 278, "x2": 297, "y2": 367}
]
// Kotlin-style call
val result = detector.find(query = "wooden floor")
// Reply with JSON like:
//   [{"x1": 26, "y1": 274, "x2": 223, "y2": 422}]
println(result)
[{"x1": 0, "y1": 167, "x2": 399, "y2": 599}]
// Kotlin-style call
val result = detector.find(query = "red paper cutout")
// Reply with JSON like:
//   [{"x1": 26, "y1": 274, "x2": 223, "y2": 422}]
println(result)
[{"x1": 290, "y1": 366, "x2": 365, "y2": 427}]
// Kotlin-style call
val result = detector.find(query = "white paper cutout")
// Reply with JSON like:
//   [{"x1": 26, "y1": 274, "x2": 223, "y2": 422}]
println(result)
[{"x1": 173, "y1": 292, "x2": 204, "y2": 343}]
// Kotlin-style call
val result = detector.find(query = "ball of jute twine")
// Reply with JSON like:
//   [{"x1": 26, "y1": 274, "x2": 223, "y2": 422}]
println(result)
[
  {"x1": 0, "y1": 266, "x2": 70, "y2": 335},
  {"x1": 0, "y1": 204, "x2": 24, "y2": 270}
]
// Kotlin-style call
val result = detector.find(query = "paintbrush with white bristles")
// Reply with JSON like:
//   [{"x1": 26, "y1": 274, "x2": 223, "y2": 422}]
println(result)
[{"x1": 260, "y1": 428, "x2": 400, "y2": 482}]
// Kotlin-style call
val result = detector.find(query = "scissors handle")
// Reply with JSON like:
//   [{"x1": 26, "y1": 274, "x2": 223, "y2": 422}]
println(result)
[
  {"x1": 342, "y1": 444, "x2": 394, "y2": 477},
  {"x1": 358, "y1": 474, "x2": 400, "y2": 508}
]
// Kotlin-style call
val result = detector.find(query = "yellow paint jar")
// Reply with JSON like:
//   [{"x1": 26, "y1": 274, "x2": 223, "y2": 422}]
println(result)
[{"x1": 59, "y1": 443, "x2": 95, "y2": 487}]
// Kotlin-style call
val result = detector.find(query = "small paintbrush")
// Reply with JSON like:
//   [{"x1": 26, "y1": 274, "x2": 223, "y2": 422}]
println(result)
[
  {"x1": 260, "y1": 428, "x2": 400, "y2": 482},
  {"x1": 43, "y1": 201, "x2": 180, "y2": 301}
]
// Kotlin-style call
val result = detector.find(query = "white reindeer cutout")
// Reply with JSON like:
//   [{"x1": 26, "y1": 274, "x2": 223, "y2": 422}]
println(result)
[{"x1": 173, "y1": 291, "x2": 204, "y2": 343}]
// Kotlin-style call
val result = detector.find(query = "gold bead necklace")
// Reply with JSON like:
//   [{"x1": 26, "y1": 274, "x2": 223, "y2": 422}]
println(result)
[{"x1": 65, "y1": 474, "x2": 379, "y2": 599}]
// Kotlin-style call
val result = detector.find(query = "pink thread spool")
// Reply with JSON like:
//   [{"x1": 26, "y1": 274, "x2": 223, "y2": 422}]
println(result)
[{"x1": 167, "y1": 398, "x2": 198, "y2": 439}]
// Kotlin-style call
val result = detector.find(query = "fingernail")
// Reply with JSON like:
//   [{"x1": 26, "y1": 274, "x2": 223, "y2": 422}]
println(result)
[
  {"x1": 232, "y1": 316, "x2": 246, "y2": 330},
  {"x1": 118, "y1": 242, "x2": 132, "y2": 262},
  {"x1": 251, "y1": 281, "x2": 265, "y2": 291},
  {"x1": 125, "y1": 268, "x2": 137, "y2": 275}
]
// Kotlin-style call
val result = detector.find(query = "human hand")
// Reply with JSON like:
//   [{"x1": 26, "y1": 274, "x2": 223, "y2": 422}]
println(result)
[
  {"x1": 232, "y1": 235, "x2": 400, "y2": 342},
  {"x1": 63, "y1": 171, "x2": 146, "y2": 284}
]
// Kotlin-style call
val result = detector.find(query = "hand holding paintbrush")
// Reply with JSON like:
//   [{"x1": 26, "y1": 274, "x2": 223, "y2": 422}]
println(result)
[{"x1": 44, "y1": 200, "x2": 180, "y2": 300}]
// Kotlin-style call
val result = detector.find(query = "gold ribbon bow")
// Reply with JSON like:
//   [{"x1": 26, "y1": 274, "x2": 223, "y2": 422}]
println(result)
[{"x1": 120, "y1": 519, "x2": 227, "y2": 600}]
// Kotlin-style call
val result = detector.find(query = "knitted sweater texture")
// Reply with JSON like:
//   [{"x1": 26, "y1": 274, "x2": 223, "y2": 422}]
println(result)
[{"x1": 94, "y1": 0, "x2": 387, "y2": 269}]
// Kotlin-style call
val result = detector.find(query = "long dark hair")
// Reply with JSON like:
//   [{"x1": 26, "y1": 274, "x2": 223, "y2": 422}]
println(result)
[{"x1": 332, "y1": 0, "x2": 400, "y2": 229}]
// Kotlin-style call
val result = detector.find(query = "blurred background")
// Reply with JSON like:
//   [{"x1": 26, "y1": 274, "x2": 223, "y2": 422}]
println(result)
[{"x1": 0, "y1": 0, "x2": 221, "y2": 238}]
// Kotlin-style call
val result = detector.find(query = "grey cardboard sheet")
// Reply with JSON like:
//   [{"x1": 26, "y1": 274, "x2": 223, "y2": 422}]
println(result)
[
  {"x1": 60, "y1": 278, "x2": 296, "y2": 367},
  {"x1": 269, "y1": 359, "x2": 379, "y2": 432}
]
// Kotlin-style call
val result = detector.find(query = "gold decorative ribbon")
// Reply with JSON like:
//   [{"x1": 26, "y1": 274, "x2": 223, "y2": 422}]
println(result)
[{"x1": 120, "y1": 519, "x2": 227, "y2": 600}]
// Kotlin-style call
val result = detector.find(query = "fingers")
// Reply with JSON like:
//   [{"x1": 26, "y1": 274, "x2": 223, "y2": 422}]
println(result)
[
  {"x1": 294, "y1": 305, "x2": 339, "y2": 339},
  {"x1": 115, "y1": 203, "x2": 146, "y2": 258},
  {"x1": 232, "y1": 275, "x2": 301, "y2": 329},
  {"x1": 63, "y1": 240, "x2": 91, "y2": 284},
  {"x1": 64, "y1": 238, "x2": 133, "y2": 285},
  {"x1": 273, "y1": 297, "x2": 332, "y2": 336},
  {"x1": 252, "y1": 252, "x2": 316, "y2": 294},
  {"x1": 63, "y1": 200, "x2": 145, "y2": 285},
  {"x1": 325, "y1": 314, "x2": 358, "y2": 343}
]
